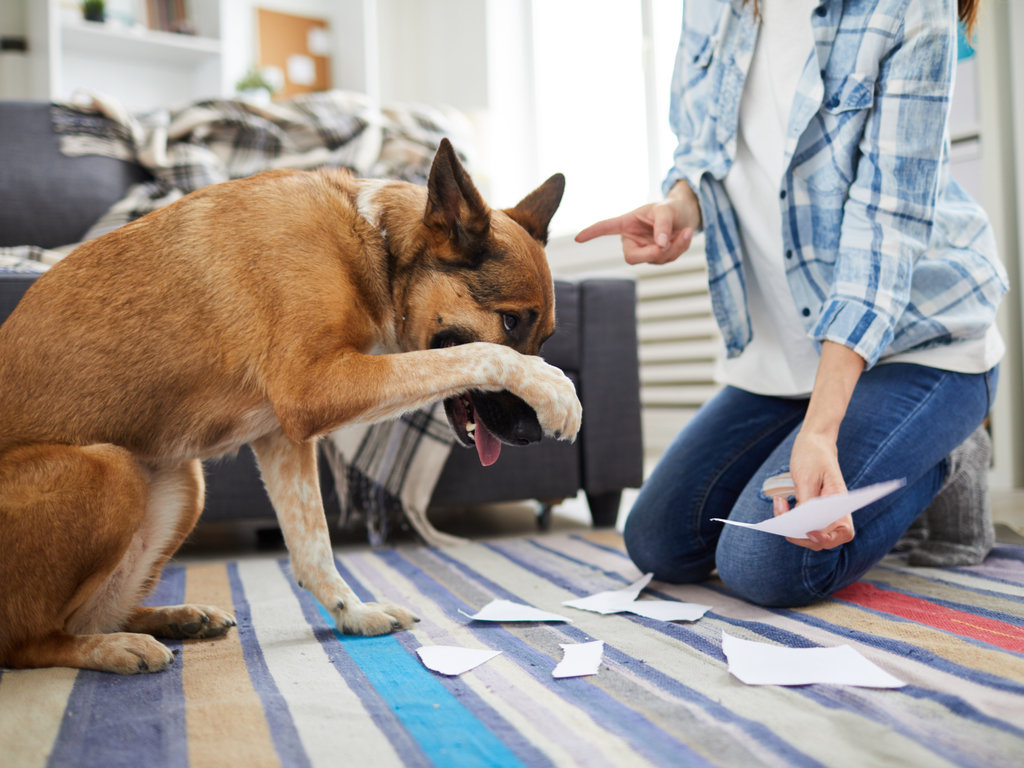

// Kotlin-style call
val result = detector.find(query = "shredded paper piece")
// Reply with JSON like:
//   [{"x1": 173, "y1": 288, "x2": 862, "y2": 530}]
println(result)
[
  {"x1": 563, "y1": 574, "x2": 653, "y2": 614},
  {"x1": 552, "y1": 641, "x2": 604, "y2": 679},
  {"x1": 461, "y1": 599, "x2": 572, "y2": 623},
  {"x1": 626, "y1": 601, "x2": 710, "y2": 622},
  {"x1": 416, "y1": 646, "x2": 501, "y2": 676},
  {"x1": 712, "y1": 479, "x2": 906, "y2": 538},
  {"x1": 722, "y1": 632, "x2": 905, "y2": 688},
  {"x1": 563, "y1": 574, "x2": 711, "y2": 623}
]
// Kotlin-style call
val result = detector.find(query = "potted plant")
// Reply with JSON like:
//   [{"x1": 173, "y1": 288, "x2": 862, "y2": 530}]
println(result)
[
  {"x1": 83, "y1": 0, "x2": 105, "y2": 23},
  {"x1": 235, "y1": 67, "x2": 277, "y2": 104}
]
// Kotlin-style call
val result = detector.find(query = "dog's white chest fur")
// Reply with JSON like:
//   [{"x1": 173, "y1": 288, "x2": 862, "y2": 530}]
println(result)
[{"x1": 355, "y1": 179, "x2": 389, "y2": 230}]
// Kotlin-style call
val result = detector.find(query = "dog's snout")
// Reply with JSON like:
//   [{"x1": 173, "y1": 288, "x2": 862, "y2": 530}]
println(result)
[
  {"x1": 430, "y1": 328, "x2": 472, "y2": 349},
  {"x1": 467, "y1": 390, "x2": 543, "y2": 447},
  {"x1": 512, "y1": 418, "x2": 542, "y2": 445}
]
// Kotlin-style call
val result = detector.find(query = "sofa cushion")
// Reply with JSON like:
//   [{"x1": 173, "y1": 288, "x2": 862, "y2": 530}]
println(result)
[{"x1": 0, "y1": 101, "x2": 150, "y2": 249}]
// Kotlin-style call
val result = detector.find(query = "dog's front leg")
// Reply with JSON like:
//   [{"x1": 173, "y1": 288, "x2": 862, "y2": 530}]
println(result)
[{"x1": 250, "y1": 429, "x2": 418, "y2": 635}]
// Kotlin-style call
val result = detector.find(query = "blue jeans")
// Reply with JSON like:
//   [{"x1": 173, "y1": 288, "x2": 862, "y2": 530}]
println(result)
[{"x1": 623, "y1": 363, "x2": 999, "y2": 607}]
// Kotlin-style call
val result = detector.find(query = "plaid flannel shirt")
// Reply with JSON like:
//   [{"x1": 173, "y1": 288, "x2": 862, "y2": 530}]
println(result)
[{"x1": 664, "y1": 0, "x2": 1007, "y2": 368}]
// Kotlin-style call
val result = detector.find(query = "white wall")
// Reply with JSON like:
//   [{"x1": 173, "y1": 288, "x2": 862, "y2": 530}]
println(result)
[{"x1": 0, "y1": 2, "x2": 30, "y2": 99}]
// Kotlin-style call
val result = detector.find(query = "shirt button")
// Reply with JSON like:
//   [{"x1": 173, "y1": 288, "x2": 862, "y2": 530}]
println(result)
[
  {"x1": 779, "y1": 190, "x2": 787, "y2": 199},
  {"x1": 801, "y1": 308, "x2": 811, "y2": 317},
  {"x1": 786, "y1": 250, "x2": 793, "y2": 259},
  {"x1": 815, "y1": 5, "x2": 827, "y2": 16}
]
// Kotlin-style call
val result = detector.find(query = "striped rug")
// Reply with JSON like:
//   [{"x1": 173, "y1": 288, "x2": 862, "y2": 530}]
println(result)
[{"x1": 2, "y1": 532, "x2": 1022, "y2": 768}]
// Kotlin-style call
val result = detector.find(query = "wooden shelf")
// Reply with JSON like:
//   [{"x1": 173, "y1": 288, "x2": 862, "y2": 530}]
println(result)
[{"x1": 61, "y1": 20, "x2": 220, "y2": 65}]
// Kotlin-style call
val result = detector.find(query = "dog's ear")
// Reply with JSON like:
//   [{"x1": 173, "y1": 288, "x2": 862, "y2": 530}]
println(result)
[
  {"x1": 424, "y1": 138, "x2": 491, "y2": 248},
  {"x1": 504, "y1": 173, "x2": 565, "y2": 245}
]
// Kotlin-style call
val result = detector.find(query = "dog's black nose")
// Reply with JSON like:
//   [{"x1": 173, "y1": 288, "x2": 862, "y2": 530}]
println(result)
[
  {"x1": 512, "y1": 419, "x2": 542, "y2": 445},
  {"x1": 470, "y1": 390, "x2": 543, "y2": 446}
]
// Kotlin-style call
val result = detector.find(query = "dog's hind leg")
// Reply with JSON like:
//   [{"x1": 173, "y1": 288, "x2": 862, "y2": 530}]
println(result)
[
  {"x1": 0, "y1": 444, "x2": 175, "y2": 673},
  {"x1": 122, "y1": 461, "x2": 236, "y2": 641},
  {"x1": 251, "y1": 429, "x2": 418, "y2": 636}
]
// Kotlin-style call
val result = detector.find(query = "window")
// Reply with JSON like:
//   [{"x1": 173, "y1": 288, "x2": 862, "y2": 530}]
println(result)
[{"x1": 487, "y1": 0, "x2": 684, "y2": 238}]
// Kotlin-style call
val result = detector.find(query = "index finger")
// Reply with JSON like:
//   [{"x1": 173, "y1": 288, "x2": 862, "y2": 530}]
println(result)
[{"x1": 575, "y1": 216, "x2": 627, "y2": 243}]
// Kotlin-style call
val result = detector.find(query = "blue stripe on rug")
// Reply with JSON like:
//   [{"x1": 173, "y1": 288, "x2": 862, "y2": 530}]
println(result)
[
  {"x1": 330, "y1": 554, "x2": 560, "y2": 768},
  {"x1": 46, "y1": 566, "x2": 188, "y2": 768},
  {"x1": 985, "y1": 545, "x2": 1024, "y2": 564},
  {"x1": 407, "y1": 545, "x2": 816, "y2": 768},
  {"x1": 281, "y1": 558, "x2": 529, "y2": 768},
  {"x1": 278, "y1": 561, "x2": 432, "y2": 767},
  {"x1": 313, "y1": 603, "x2": 526, "y2": 768},
  {"x1": 329, "y1": 554, "x2": 558, "y2": 767},
  {"x1": 225, "y1": 561, "x2": 311, "y2": 768}
]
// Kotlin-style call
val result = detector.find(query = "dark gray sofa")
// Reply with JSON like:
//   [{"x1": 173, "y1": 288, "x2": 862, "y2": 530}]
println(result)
[{"x1": 0, "y1": 100, "x2": 643, "y2": 532}]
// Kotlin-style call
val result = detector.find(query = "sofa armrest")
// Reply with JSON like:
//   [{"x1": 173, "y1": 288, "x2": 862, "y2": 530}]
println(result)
[{"x1": 577, "y1": 278, "x2": 643, "y2": 495}]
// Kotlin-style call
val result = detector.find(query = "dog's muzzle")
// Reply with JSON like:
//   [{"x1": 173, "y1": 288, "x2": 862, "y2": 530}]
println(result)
[{"x1": 443, "y1": 390, "x2": 543, "y2": 467}]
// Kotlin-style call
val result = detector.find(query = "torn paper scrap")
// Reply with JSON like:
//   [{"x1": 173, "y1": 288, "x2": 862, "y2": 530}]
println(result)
[
  {"x1": 553, "y1": 641, "x2": 604, "y2": 679},
  {"x1": 625, "y1": 601, "x2": 711, "y2": 622},
  {"x1": 563, "y1": 573, "x2": 653, "y2": 614},
  {"x1": 722, "y1": 632, "x2": 905, "y2": 688},
  {"x1": 416, "y1": 646, "x2": 501, "y2": 676},
  {"x1": 460, "y1": 599, "x2": 572, "y2": 623},
  {"x1": 562, "y1": 574, "x2": 709, "y2": 622},
  {"x1": 711, "y1": 478, "x2": 906, "y2": 539}
]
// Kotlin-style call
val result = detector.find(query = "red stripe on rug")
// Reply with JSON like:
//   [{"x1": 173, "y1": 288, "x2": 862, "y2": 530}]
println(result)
[{"x1": 835, "y1": 582, "x2": 1024, "y2": 653}]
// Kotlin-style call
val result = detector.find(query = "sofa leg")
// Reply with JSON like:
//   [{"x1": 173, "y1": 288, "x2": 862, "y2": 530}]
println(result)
[
  {"x1": 586, "y1": 491, "x2": 622, "y2": 528},
  {"x1": 536, "y1": 502, "x2": 554, "y2": 531}
]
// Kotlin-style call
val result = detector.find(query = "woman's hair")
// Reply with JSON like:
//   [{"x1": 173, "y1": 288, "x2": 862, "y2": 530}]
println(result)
[
  {"x1": 959, "y1": 0, "x2": 981, "y2": 35},
  {"x1": 747, "y1": 1, "x2": 981, "y2": 35}
]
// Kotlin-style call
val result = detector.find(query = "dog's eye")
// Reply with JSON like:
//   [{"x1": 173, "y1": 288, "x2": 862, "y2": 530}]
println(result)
[{"x1": 501, "y1": 313, "x2": 519, "y2": 333}]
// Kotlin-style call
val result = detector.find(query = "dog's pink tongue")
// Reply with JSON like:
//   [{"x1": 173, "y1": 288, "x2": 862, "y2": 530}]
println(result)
[{"x1": 474, "y1": 420, "x2": 502, "y2": 467}]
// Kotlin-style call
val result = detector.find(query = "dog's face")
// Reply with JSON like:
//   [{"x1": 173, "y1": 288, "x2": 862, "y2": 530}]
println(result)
[{"x1": 395, "y1": 140, "x2": 565, "y2": 466}]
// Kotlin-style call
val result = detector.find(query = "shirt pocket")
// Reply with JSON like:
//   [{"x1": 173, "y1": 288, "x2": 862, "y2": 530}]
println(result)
[
  {"x1": 822, "y1": 73, "x2": 875, "y2": 114},
  {"x1": 802, "y1": 73, "x2": 876, "y2": 193}
]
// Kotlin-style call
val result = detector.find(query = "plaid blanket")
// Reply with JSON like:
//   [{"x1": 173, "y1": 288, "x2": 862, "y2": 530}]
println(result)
[
  {"x1": 325, "y1": 403, "x2": 465, "y2": 548},
  {"x1": 0, "y1": 91, "x2": 471, "y2": 545}
]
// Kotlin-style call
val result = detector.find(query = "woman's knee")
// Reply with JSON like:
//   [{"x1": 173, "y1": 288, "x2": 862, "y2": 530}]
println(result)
[
  {"x1": 622, "y1": 509, "x2": 716, "y2": 584},
  {"x1": 714, "y1": 531, "x2": 823, "y2": 608}
]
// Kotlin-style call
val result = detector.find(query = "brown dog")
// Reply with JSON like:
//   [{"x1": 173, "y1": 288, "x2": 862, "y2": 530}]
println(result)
[{"x1": 0, "y1": 139, "x2": 580, "y2": 674}]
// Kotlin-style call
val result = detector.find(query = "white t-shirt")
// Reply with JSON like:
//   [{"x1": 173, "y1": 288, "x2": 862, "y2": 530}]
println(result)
[{"x1": 718, "y1": 0, "x2": 1002, "y2": 397}]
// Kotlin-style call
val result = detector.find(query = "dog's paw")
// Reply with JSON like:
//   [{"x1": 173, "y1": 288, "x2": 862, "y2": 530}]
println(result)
[
  {"x1": 515, "y1": 357, "x2": 582, "y2": 442},
  {"x1": 127, "y1": 603, "x2": 237, "y2": 640},
  {"x1": 333, "y1": 600, "x2": 419, "y2": 636},
  {"x1": 163, "y1": 604, "x2": 237, "y2": 640},
  {"x1": 92, "y1": 633, "x2": 176, "y2": 675}
]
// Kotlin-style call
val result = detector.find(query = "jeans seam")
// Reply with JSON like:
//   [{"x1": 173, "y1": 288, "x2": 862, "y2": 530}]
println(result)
[{"x1": 845, "y1": 368, "x2": 953, "y2": 492}]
